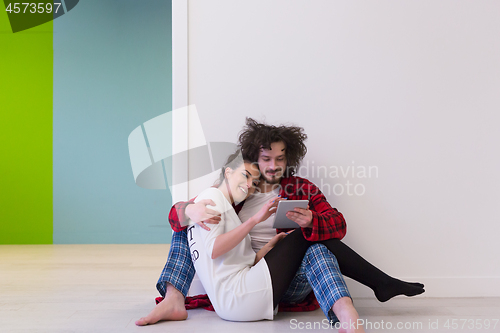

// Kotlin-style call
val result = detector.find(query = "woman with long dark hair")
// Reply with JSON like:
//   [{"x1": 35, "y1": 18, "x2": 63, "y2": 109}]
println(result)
[{"x1": 186, "y1": 150, "x2": 365, "y2": 332}]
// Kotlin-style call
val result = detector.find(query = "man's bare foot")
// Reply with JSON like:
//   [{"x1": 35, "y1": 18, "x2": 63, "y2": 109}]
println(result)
[
  {"x1": 333, "y1": 297, "x2": 365, "y2": 333},
  {"x1": 135, "y1": 285, "x2": 188, "y2": 326}
]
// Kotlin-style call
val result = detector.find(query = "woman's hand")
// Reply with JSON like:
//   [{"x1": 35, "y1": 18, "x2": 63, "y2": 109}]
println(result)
[
  {"x1": 254, "y1": 232, "x2": 288, "y2": 265},
  {"x1": 253, "y1": 197, "x2": 282, "y2": 223},
  {"x1": 185, "y1": 199, "x2": 221, "y2": 231},
  {"x1": 267, "y1": 232, "x2": 288, "y2": 248}
]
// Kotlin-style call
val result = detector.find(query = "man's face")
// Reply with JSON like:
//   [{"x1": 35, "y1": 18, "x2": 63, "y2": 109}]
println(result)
[{"x1": 258, "y1": 141, "x2": 287, "y2": 184}]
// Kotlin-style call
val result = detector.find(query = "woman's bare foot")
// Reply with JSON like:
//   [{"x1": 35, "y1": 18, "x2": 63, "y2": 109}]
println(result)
[{"x1": 135, "y1": 284, "x2": 188, "y2": 326}]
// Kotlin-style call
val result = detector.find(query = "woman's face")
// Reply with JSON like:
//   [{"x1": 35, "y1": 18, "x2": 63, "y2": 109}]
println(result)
[{"x1": 225, "y1": 162, "x2": 261, "y2": 203}]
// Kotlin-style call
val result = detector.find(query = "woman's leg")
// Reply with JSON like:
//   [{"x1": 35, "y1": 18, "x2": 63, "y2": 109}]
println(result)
[
  {"x1": 264, "y1": 230, "x2": 425, "y2": 309},
  {"x1": 263, "y1": 229, "x2": 311, "y2": 307},
  {"x1": 319, "y1": 238, "x2": 424, "y2": 302}
]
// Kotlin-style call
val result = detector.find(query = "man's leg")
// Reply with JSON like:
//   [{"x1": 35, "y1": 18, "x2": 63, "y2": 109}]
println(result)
[
  {"x1": 302, "y1": 244, "x2": 350, "y2": 323},
  {"x1": 156, "y1": 230, "x2": 196, "y2": 298},
  {"x1": 136, "y1": 230, "x2": 195, "y2": 326},
  {"x1": 303, "y1": 244, "x2": 365, "y2": 333},
  {"x1": 279, "y1": 244, "x2": 364, "y2": 332},
  {"x1": 332, "y1": 297, "x2": 364, "y2": 333},
  {"x1": 279, "y1": 250, "x2": 313, "y2": 304}
]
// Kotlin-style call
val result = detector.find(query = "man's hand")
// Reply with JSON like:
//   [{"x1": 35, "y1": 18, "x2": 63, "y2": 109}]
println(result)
[
  {"x1": 286, "y1": 205, "x2": 313, "y2": 228},
  {"x1": 185, "y1": 199, "x2": 221, "y2": 231}
]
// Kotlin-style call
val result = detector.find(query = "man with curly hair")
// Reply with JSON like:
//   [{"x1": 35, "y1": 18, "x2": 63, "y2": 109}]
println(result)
[{"x1": 136, "y1": 118, "x2": 424, "y2": 329}]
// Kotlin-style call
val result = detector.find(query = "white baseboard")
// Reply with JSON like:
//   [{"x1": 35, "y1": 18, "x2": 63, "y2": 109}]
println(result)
[
  {"x1": 189, "y1": 276, "x2": 500, "y2": 298},
  {"x1": 345, "y1": 277, "x2": 500, "y2": 298},
  {"x1": 188, "y1": 275, "x2": 500, "y2": 298}
]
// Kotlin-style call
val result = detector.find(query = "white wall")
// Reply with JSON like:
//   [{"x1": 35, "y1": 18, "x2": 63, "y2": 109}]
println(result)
[{"x1": 183, "y1": 0, "x2": 500, "y2": 297}]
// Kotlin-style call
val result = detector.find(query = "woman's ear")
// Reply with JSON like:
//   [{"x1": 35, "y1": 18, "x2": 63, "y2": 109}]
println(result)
[{"x1": 224, "y1": 167, "x2": 233, "y2": 179}]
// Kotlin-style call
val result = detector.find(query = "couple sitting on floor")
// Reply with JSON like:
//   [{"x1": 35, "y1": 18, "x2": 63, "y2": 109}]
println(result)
[{"x1": 136, "y1": 118, "x2": 424, "y2": 333}]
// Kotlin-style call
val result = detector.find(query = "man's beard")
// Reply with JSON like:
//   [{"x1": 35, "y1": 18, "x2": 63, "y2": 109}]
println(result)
[{"x1": 262, "y1": 172, "x2": 282, "y2": 185}]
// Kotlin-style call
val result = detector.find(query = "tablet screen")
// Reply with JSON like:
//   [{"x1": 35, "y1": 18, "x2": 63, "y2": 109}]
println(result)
[{"x1": 272, "y1": 200, "x2": 309, "y2": 229}]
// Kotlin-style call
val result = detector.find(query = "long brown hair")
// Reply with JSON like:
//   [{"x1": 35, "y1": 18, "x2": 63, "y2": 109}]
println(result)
[{"x1": 214, "y1": 150, "x2": 253, "y2": 186}]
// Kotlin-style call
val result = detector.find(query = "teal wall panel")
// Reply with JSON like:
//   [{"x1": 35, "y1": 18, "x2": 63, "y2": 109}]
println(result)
[{"x1": 53, "y1": 0, "x2": 173, "y2": 244}]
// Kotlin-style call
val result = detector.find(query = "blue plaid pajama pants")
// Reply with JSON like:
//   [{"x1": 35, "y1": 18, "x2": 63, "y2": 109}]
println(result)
[{"x1": 157, "y1": 230, "x2": 351, "y2": 322}]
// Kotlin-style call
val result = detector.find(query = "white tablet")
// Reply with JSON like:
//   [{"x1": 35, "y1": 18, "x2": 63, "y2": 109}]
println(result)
[{"x1": 272, "y1": 200, "x2": 309, "y2": 229}]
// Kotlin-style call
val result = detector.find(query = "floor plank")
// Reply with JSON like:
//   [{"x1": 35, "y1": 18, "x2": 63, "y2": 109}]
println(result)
[{"x1": 1, "y1": 245, "x2": 498, "y2": 332}]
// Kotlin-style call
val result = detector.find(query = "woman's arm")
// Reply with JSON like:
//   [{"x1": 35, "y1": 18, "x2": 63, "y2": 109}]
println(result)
[
  {"x1": 211, "y1": 197, "x2": 280, "y2": 259},
  {"x1": 254, "y1": 232, "x2": 288, "y2": 265},
  {"x1": 211, "y1": 216, "x2": 259, "y2": 259}
]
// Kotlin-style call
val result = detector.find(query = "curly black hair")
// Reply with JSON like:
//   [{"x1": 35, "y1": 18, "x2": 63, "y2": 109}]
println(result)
[{"x1": 238, "y1": 117, "x2": 307, "y2": 177}]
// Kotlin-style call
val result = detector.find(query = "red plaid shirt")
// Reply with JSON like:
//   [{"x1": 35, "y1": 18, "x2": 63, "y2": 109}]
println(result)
[
  {"x1": 168, "y1": 175, "x2": 347, "y2": 241},
  {"x1": 167, "y1": 175, "x2": 346, "y2": 312}
]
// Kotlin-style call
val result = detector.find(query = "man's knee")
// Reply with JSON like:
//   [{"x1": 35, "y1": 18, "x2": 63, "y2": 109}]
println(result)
[
  {"x1": 167, "y1": 230, "x2": 193, "y2": 263},
  {"x1": 172, "y1": 229, "x2": 188, "y2": 242},
  {"x1": 306, "y1": 243, "x2": 338, "y2": 262},
  {"x1": 170, "y1": 230, "x2": 191, "y2": 250}
]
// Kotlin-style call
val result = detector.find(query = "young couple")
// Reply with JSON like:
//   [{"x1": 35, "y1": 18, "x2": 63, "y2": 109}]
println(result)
[{"x1": 136, "y1": 118, "x2": 424, "y2": 333}]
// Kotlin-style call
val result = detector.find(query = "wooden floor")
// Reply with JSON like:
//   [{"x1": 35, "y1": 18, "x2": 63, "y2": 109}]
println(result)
[{"x1": 1, "y1": 245, "x2": 499, "y2": 333}]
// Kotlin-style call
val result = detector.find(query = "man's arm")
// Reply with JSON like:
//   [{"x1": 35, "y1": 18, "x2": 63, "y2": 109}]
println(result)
[
  {"x1": 168, "y1": 200, "x2": 194, "y2": 232},
  {"x1": 168, "y1": 198, "x2": 223, "y2": 232},
  {"x1": 278, "y1": 177, "x2": 346, "y2": 241},
  {"x1": 303, "y1": 188, "x2": 346, "y2": 241}
]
